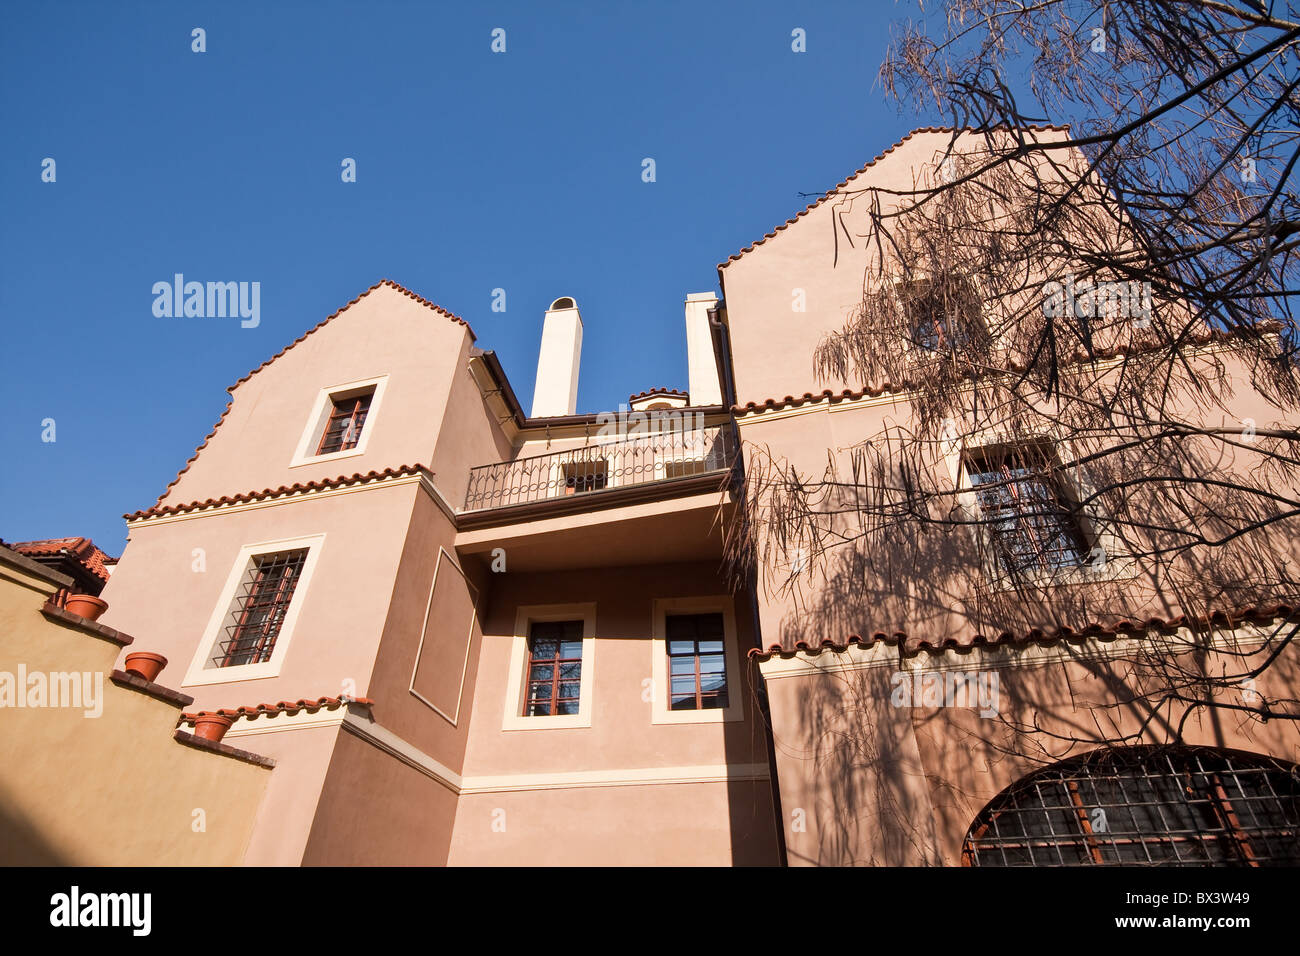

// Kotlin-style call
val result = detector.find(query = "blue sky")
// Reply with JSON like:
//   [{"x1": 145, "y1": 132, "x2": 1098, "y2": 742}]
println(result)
[{"x1": 1, "y1": 0, "x2": 934, "y2": 554}]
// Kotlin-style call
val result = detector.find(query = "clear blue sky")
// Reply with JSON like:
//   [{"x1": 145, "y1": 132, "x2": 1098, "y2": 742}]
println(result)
[{"x1": 1, "y1": 0, "x2": 933, "y2": 554}]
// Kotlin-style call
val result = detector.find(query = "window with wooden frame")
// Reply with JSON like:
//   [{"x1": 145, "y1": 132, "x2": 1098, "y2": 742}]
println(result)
[
  {"x1": 666, "y1": 612, "x2": 729, "y2": 711},
  {"x1": 316, "y1": 391, "x2": 373, "y2": 456},
  {"x1": 214, "y1": 549, "x2": 308, "y2": 668},
  {"x1": 964, "y1": 444, "x2": 1091, "y2": 574},
  {"x1": 562, "y1": 458, "x2": 607, "y2": 494},
  {"x1": 962, "y1": 746, "x2": 1300, "y2": 866},
  {"x1": 524, "y1": 620, "x2": 584, "y2": 716},
  {"x1": 899, "y1": 277, "x2": 984, "y2": 352}
]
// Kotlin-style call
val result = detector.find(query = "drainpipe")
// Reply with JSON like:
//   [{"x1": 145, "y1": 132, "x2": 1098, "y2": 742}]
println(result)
[{"x1": 710, "y1": 301, "x2": 788, "y2": 865}]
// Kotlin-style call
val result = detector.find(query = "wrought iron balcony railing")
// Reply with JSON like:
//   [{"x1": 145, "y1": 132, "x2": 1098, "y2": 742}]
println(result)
[{"x1": 463, "y1": 424, "x2": 737, "y2": 512}]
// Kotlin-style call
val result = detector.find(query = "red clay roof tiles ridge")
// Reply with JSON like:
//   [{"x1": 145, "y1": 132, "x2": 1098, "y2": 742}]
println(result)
[
  {"x1": 748, "y1": 603, "x2": 1299, "y2": 662},
  {"x1": 127, "y1": 464, "x2": 430, "y2": 520},
  {"x1": 179, "y1": 695, "x2": 375, "y2": 724},
  {"x1": 715, "y1": 124, "x2": 1071, "y2": 272},
  {"x1": 152, "y1": 279, "x2": 472, "y2": 506},
  {"x1": 629, "y1": 387, "x2": 688, "y2": 401},
  {"x1": 10, "y1": 537, "x2": 116, "y2": 582},
  {"x1": 731, "y1": 326, "x2": 1273, "y2": 415}
]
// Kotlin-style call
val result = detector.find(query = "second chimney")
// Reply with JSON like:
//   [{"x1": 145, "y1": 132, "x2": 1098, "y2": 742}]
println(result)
[
  {"x1": 530, "y1": 296, "x2": 583, "y2": 417},
  {"x1": 684, "y1": 292, "x2": 722, "y2": 406}
]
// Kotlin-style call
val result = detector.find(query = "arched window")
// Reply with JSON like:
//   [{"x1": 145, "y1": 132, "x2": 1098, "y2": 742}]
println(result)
[{"x1": 963, "y1": 746, "x2": 1300, "y2": 866}]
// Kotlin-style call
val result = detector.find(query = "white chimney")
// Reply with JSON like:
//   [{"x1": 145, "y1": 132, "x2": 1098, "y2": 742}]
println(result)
[
  {"x1": 684, "y1": 292, "x2": 722, "y2": 406},
  {"x1": 531, "y1": 296, "x2": 583, "y2": 417}
]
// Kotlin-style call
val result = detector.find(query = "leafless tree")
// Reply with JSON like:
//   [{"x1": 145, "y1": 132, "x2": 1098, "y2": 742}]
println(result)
[{"x1": 729, "y1": 0, "x2": 1300, "y2": 792}]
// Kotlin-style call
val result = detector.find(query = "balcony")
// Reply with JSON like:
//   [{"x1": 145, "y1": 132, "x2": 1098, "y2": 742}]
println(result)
[{"x1": 463, "y1": 424, "x2": 739, "y2": 516}]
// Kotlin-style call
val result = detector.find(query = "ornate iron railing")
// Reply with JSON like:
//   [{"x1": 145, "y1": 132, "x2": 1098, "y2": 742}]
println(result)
[{"x1": 463, "y1": 424, "x2": 737, "y2": 512}]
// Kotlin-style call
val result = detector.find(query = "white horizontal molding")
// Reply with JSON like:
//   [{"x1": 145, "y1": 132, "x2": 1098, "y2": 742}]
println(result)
[
  {"x1": 341, "y1": 710, "x2": 463, "y2": 794},
  {"x1": 458, "y1": 762, "x2": 771, "y2": 794},
  {"x1": 223, "y1": 707, "x2": 349, "y2": 737},
  {"x1": 337, "y1": 712, "x2": 768, "y2": 797}
]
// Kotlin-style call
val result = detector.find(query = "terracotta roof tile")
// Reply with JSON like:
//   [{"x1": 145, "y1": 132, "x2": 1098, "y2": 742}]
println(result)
[
  {"x1": 153, "y1": 279, "x2": 472, "y2": 506},
  {"x1": 749, "y1": 604, "x2": 1299, "y2": 662},
  {"x1": 180, "y1": 695, "x2": 374, "y2": 724},
  {"x1": 11, "y1": 537, "x2": 116, "y2": 583},
  {"x1": 629, "y1": 387, "x2": 688, "y2": 402},
  {"x1": 126, "y1": 464, "x2": 430, "y2": 520},
  {"x1": 716, "y1": 125, "x2": 1071, "y2": 272}
]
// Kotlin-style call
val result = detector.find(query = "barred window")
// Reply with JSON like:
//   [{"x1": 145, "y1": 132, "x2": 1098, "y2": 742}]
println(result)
[
  {"x1": 525, "y1": 620, "x2": 584, "y2": 716},
  {"x1": 966, "y1": 445, "x2": 1090, "y2": 573},
  {"x1": 216, "y1": 550, "x2": 308, "y2": 667},
  {"x1": 963, "y1": 746, "x2": 1300, "y2": 866},
  {"x1": 666, "y1": 613, "x2": 728, "y2": 710},
  {"x1": 317, "y1": 391, "x2": 373, "y2": 455}
]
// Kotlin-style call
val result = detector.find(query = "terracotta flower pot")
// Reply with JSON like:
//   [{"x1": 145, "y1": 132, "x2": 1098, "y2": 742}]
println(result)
[
  {"x1": 64, "y1": 594, "x2": 108, "y2": 621},
  {"x1": 123, "y1": 652, "x2": 168, "y2": 683},
  {"x1": 192, "y1": 714, "x2": 234, "y2": 743}
]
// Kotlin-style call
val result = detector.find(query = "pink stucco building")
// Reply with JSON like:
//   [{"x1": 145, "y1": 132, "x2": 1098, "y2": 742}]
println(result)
[{"x1": 67, "y1": 127, "x2": 1300, "y2": 865}]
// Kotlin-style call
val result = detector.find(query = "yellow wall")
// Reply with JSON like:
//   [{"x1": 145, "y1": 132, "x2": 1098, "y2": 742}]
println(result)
[{"x1": 0, "y1": 551, "x2": 270, "y2": 865}]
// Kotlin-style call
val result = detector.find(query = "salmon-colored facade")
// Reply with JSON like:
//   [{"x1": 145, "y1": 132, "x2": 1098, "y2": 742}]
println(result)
[{"x1": 5, "y1": 128, "x2": 1297, "y2": 866}]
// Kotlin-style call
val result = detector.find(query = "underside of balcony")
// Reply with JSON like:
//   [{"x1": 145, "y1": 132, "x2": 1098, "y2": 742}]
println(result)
[{"x1": 454, "y1": 425, "x2": 741, "y2": 572}]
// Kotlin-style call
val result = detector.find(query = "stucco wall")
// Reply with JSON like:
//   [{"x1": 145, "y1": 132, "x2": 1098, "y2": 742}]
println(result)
[
  {"x1": 156, "y1": 283, "x2": 473, "y2": 506},
  {"x1": 448, "y1": 561, "x2": 781, "y2": 865},
  {"x1": 101, "y1": 479, "x2": 420, "y2": 715},
  {"x1": 762, "y1": 631, "x2": 1300, "y2": 866},
  {"x1": 0, "y1": 555, "x2": 269, "y2": 865}
]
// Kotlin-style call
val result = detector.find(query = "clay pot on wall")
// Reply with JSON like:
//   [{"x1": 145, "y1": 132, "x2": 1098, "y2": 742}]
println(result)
[
  {"x1": 123, "y1": 652, "x2": 168, "y2": 683},
  {"x1": 192, "y1": 714, "x2": 234, "y2": 743},
  {"x1": 64, "y1": 594, "x2": 108, "y2": 621}
]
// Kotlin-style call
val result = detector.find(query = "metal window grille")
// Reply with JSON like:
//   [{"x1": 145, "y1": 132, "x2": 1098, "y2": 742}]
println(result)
[
  {"x1": 963, "y1": 747, "x2": 1300, "y2": 866},
  {"x1": 317, "y1": 392, "x2": 373, "y2": 455},
  {"x1": 966, "y1": 446, "x2": 1090, "y2": 573},
  {"x1": 215, "y1": 550, "x2": 308, "y2": 667},
  {"x1": 525, "y1": 620, "x2": 583, "y2": 716},
  {"x1": 666, "y1": 613, "x2": 729, "y2": 711}
]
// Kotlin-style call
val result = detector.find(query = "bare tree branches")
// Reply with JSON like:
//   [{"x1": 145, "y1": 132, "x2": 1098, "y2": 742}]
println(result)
[{"x1": 733, "y1": 2, "x2": 1300, "y2": 745}]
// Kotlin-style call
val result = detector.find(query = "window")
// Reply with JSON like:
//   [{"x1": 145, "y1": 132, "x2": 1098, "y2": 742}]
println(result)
[
  {"x1": 215, "y1": 550, "x2": 307, "y2": 667},
  {"x1": 651, "y1": 597, "x2": 743, "y2": 724},
  {"x1": 502, "y1": 603, "x2": 596, "y2": 729},
  {"x1": 563, "y1": 459, "x2": 608, "y2": 494},
  {"x1": 181, "y1": 534, "x2": 325, "y2": 687},
  {"x1": 666, "y1": 613, "x2": 729, "y2": 710},
  {"x1": 900, "y1": 277, "x2": 982, "y2": 352},
  {"x1": 963, "y1": 746, "x2": 1300, "y2": 866},
  {"x1": 524, "y1": 620, "x2": 584, "y2": 716},
  {"x1": 290, "y1": 375, "x2": 388, "y2": 467},
  {"x1": 662, "y1": 459, "x2": 708, "y2": 479},
  {"x1": 317, "y1": 392, "x2": 373, "y2": 455},
  {"x1": 965, "y1": 445, "x2": 1090, "y2": 573}
]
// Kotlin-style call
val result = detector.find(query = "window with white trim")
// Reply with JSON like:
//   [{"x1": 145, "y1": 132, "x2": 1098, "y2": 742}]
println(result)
[
  {"x1": 181, "y1": 534, "x2": 325, "y2": 687},
  {"x1": 289, "y1": 375, "x2": 388, "y2": 468},
  {"x1": 651, "y1": 597, "x2": 743, "y2": 724},
  {"x1": 963, "y1": 443, "x2": 1093, "y2": 574},
  {"x1": 502, "y1": 604, "x2": 597, "y2": 730}
]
